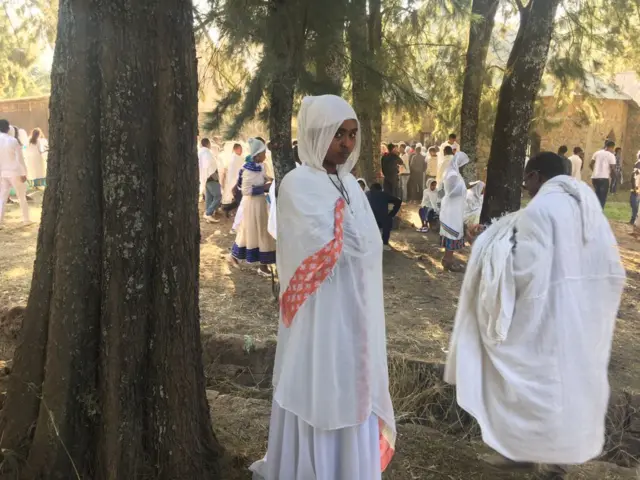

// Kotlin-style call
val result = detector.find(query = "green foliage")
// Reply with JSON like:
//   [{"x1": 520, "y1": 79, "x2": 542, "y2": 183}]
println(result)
[{"x1": 0, "y1": 0, "x2": 57, "y2": 99}]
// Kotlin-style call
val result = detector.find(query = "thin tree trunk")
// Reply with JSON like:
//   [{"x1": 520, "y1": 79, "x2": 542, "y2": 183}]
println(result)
[
  {"x1": 480, "y1": 0, "x2": 560, "y2": 222},
  {"x1": 349, "y1": 0, "x2": 375, "y2": 183},
  {"x1": 0, "y1": 1, "x2": 222, "y2": 478},
  {"x1": 368, "y1": 0, "x2": 383, "y2": 180},
  {"x1": 266, "y1": 0, "x2": 306, "y2": 189},
  {"x1": 460, "y1": 0, "x2": 499, "y2": 183}
]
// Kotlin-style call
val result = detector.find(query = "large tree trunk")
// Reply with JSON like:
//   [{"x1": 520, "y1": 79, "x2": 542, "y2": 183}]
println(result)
[
  {"x1": 349, "y1": 0, "x2": 376, "y2": 183},
  {"x1": 0, "y1": 1, "x2": 222, "y2": 478},
  {"x1": 266, "y1": 0, "x2": 306, "y2": 188},
  {"x1": 459, "y1": 0, "x2": 499, "y2": 183},
  {"x1": 480, "y1": 0, "x2": 560, "y2": 222}
]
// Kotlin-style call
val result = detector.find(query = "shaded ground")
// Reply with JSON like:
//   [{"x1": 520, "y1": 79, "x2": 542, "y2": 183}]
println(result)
[{"x1": 0, "y1": 193, "x2": 639, "y2": 478}]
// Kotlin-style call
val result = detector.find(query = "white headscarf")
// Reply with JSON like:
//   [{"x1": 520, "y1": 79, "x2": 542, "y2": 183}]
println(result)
[
  {"x1": 465, "y1": 180, "x2": 485, "y2": 225},
  {"x1": 274, "y1": 95, "x2": 396, "y2": 465},
  {"x1": 356, "y1": 177, "x2": 369, "y2": 192},
  {"x1": 440, "y1": 152, "x2": 470, "y2": 240},
  {"x1": 297, "y1": 95, "x2": 360, "y2": 174},
  {"x1": 248, "y1": 137, "x2": 266, "y2": 159}
]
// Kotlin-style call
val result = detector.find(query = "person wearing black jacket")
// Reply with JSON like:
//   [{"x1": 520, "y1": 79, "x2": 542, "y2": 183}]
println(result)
[
  {"x1": 381, "y1": 143, "x2": 404, "y2": 196},
  {"x1": 366, "y1": 182, "x2": 402, "y2": 251}
]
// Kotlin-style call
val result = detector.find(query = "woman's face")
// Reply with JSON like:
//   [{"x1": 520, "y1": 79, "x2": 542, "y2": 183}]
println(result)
[
  {"x1": 324, "y1": 119, "x2": 358, "y2": 167},
  {"x1": 254, "y1": 151, "x2": 267, "y2": 163}
]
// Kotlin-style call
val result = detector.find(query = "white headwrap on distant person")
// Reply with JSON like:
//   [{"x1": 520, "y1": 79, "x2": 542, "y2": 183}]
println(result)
[
  {"x1": 247, "y1": 137, "x2": 266, "y2": 159},
  {"x1": 274, "y1": 94, "x2": 396, "y2": 470},
  {"x1": 440, "y1": 152, "x2": 470, "y2": 240}
]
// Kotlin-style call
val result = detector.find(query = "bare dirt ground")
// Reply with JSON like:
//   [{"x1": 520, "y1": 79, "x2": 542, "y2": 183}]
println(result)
[{"x1": 1, "y1": 194, "x2": 639, "y2": 478}]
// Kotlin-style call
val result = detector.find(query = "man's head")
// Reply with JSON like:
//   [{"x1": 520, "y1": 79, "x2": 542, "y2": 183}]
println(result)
[
  {"x1": 428, "y1": 146, "x2": 438, "y2": 157},
  {"x1": 416, "y1": 146, "x2": 422, "y2": 154},
  {"x1": 605, "y1": 140, "x2": 616, "y2": 152},
  {"x1": 448, "y1": 133, "x2": 457, "y2": 144},
  {"x1": 558, "y1": 145, "x2": 568, "y2": 157},
  {"x1": 573, "y1": 146, "x2": 583, "y2": 158},
  {"x1": 444, "y1": 146, "x2": 453, "y2": 156},
  {"x1": 370, "y1": 182, "x2": 383, "y2": 191},
  {"x1": 201, "y1": 138, "x2": 211, "y2": 148},
  {"x1": 387, "y1": 143, "x2": 397, "y2": 155},
  {"x1": 399, "y1": 143, "x2": 406, "y2": 154},
  {"x1": 0, "y1": 119, "x2": 9, "y2": 134},
  {"x1": 615, "y1": 147, "x2": 622, "y2": 155},
  {"x1": 523, "y1": 152, "x2": 567, "y2": 197},
  {"x1": 233, "y1": 143, "x2": 242, "y2": 155}
]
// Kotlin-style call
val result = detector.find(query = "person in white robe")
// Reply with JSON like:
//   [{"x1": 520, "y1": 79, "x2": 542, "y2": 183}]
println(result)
[
  {"x1": 417, "y1": 177, "x2": 439, "y2": 233},
  {"x1": 24, "y1": 128, "x2": 48, "y2": 187},
  {"x1": 445, "y1": 152, "x2": 625, "y2": 477},
  {"x1": 567, "y1": 146, "x2": 584, "y2": 181},
  {"x1": 250, "y1": 95, "x2": 396, "y2": 480},
  {"x1": 464, "y1": 180, "x2": 485, "y2": 226},
  {"x1": 439, "y1": 152, "x2": 469, "y2": 272},
  {"x1": 221, "y1": 142, "x2": 244, "y2": 216}
]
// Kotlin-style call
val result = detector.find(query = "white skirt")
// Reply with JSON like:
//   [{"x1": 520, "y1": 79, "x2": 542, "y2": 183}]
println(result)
[{"x1": 250, "y1": 401, "x2": 382, "y2": 480}]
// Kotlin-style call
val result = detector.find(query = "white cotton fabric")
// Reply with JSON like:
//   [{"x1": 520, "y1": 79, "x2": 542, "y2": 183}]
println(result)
[
  {"x1": 198, "y1": 147, "x2": 216, "y2": 196},
  {"x1": 267, "y1": 181, "x2": 277, "y2": 239},
  {"x1": 439, "y1": 152, "x2": 469, "y2": 240},
  {"x1": 223, "y1": 152, "x2": 244, "y2": 204},
  {"x1": 24, "y1": 138, "x2": 48, "y2": 180},
  {"x1": 568, "y1": 154, "x2": 582, "y2": 180},
  {"x1": 273, "y1": 93, "x2": 395, "y2": 443},
  {"x1": 421, "y1": 178, "x2": 439, "y2": 211},
  {"x1": 250, "y1": 402, "x2": 381, "y2": 480},
  {"x1": 0, "y1": 132, "x2": 27, "y2": 178},
  {"x1": 464, "y1": 180, "x2": 484, "y2": 225},
  {"x1": 591, "y1": 149, "x2": 616, "y2": 179},
  {"x1": 445, "y1": 175, "x2": 626, "y2": 464}
]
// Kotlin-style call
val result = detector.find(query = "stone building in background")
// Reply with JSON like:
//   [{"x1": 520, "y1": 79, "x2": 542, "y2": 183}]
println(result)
[{"x1": 0, "y1": 95, "x2": 50, "y2": 138}]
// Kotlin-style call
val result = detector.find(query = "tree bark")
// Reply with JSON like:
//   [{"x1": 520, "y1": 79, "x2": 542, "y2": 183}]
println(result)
[
  {"x1": 480, "y1": 0, "x2": 560, "y2": 222},
  {"x1": 266, "y1": 0, "x2": 306, "y2": 189},
  {"x1": 0, "y1": 1, "x2": 222, "y2": 478},
  {"x1": 459, "y1": 0, "x2": 499, "y2": 183},
  {"x1": 312, "y1": 1, "x2": 346, "y2": 96},
  {"x1": 368, "y1": 0, "x2": 383, "y2": 180},
  {"x1": 348, "y1": 0, "x2": 377, "y2": 184}
]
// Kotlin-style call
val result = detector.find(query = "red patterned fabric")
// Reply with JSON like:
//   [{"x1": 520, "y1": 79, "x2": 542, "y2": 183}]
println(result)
[{"x1": 281, "y1": 198, "x2": 345, "y2": 327}]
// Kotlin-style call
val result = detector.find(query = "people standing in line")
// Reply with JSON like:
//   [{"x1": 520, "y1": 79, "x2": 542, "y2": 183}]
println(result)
[
  {"x1": 446, "y1": 152, "x2": 625, "y2": 479},
  {"x1": 610, "y1": 147, "x2": 623, "y2": 194},
  {"x1": 24, "y1": 128, "x2": 48, "y2": 188},
  {"x1": 590, "y1": 140, "x2": 617, "y2": 208},
  {"x1": 557, "y1": 145, "x2": 572, "y2": 176},
  {"x1": 198, "y1": 138, "x2": 223, "y2": 224},
  {"x1": 251, "y1": 95, "x2": 395, "y2": 480},
  {"x1": 397, "y1": 143, "x2": 410, "y2": 202},
  {"x1": 221, "y1": 143, "x2": 244, "y2": 217},
  {"x1": 439, "y1": 152, "x2": 470, "y2": 272},
  {"x1": 408, "y1": 145, "x2": 427, "y2": 202},
  {"x1": 0, "y1": 119, "x2": 31, "y2": 227},
  {"x1": 426, "y1": 146, "x2": 438, "y2": 178},
  {"x1": 229, "y1": 138, "x2": 276, "y2": 276},
  {"x1": 381, "y1": 143, "x2": 404, "y2": 197},
  {"x1": 366, "y1": 182, "x2": 402, "y2": 251},
  {"x1": 418, "y1": 178, "x2": 439, "y2": 233},
  {"x1": 568, "y1": 146, "x2": 583, "y2": 180}
]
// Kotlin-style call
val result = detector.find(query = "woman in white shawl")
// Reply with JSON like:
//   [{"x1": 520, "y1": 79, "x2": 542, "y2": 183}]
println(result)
[
  {"x1": 417, "y1": 177, "x2": 439, "y2": 232},
  {"x1": 250, "y1": 95, "x2": 396, "y2": 480},
  {"x1": 24, "y1": 128, "x2": 48, "y2": 187},
  {"x1": 229, "y1": 138, "x2": 276, "y2": 276},
  {"x1": 439, "y1": 152, "x2": 469, "y2": 271},
  {"x1": 464, "y1": 180, "x2": 485, "y2": 226},
  {"x1": 445, "y1": 152, "x2": 625, "y2": 475}
]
